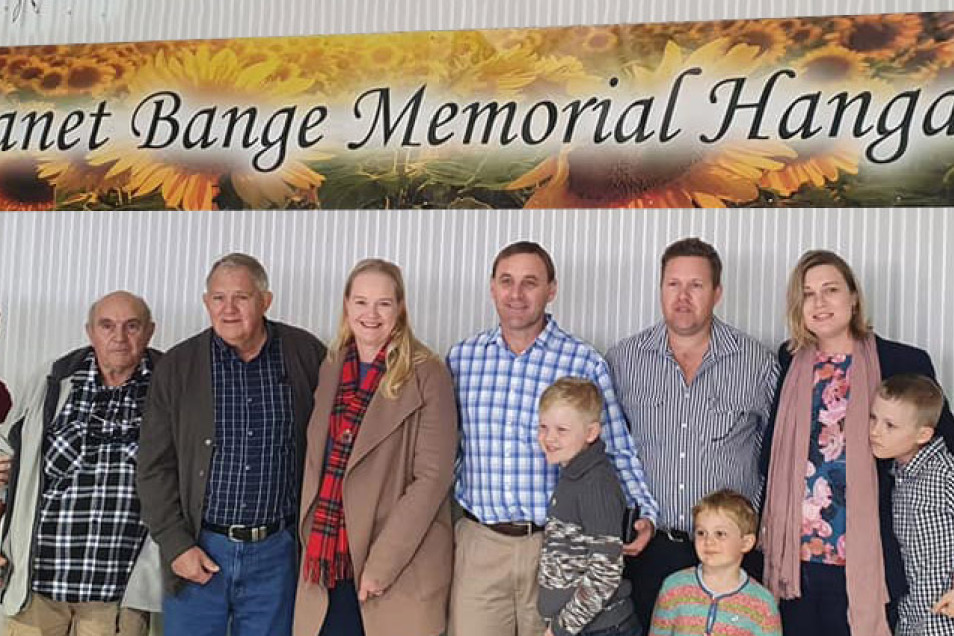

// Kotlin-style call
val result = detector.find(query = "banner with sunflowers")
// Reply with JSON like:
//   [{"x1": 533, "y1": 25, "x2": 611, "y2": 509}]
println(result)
[{"x1": 1, "y1": 12, "x2": 953, "y2": 210}]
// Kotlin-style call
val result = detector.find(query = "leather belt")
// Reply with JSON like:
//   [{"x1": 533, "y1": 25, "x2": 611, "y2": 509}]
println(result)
[
  {"x1": 202, "y1": 516, "x2": 294, "y2": 543},
  {"x1": 463, "y1": 509, "x2": 543, "y2": 537}
]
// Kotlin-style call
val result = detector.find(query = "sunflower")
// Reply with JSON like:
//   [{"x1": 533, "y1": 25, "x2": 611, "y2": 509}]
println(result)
[
  {"x1": 86, "y1": 46, "x2": 328, "y2": 210},
  {"x1": 32, "y1": 44, "x2": 67, "y2": 57},
  {"x1": 687, "y1": 19, "x2": 746, "y2": 45},
  {"x1": 886, "y1": 41, "x2": 954, "y2": 82},
  {"x1": 0, "y1": 157, "x2": 56, "y2": 211},
  {"x1": 14, "y1": 59, "x2": 47, "y2": 85},
  {"x1": 446, "y1": 47, "x2": 542, "y2": 97},
  {"x1": 508, "y1": 141, "x2": 796, "y2": 208},
  {"x1": 759, "y1": 142, "x2": 859, "y2": 197},
  {"x1": 826, "y1": 14, "x2": 923, "y2": 60},
  {"x1": 64, "y1": 59, "x2": 116, "y2": 95},
  {"x1": 292, "y1": 40, "x2": 355, "y2": 94},
  {"x1": 88, "y1": 148, "x2": 222, "y2": 210},
  {"x1": 357, "y1": 39, "x2": 407, "y2": 72},
  {"x1": 613, "y1": 25, "x2": 687, "y2": 68},
  {"x1": 33, "y1": 68, "x2": 69, "y2": 97},
  {"x1": 557, "y1": 26, "x2": 620, "y2": 56},
  {"x1": 3, "y1": 54, "x2": 32, "y2": 74},
  {"x1": 37, "y1": 154, "x2": 131, "y2": 198},
  {"x1": 792, "y1": 45, "x2": 869, "y2": 86},
  {"x1": 720, "y1": 21, "x2": 789, "y2": 65},
  {"x1": 521, "y1": 54, "x2": 599, "y2": 97},
  {"x1": 481, "y1": 28, "x2": 546, "y2": 53},
  {"x1": 765, "y1": 18, "x2": 823, "y2": 50},
  {"x1": 624, "y1": 39, "x2": 766, "y2": 89}
]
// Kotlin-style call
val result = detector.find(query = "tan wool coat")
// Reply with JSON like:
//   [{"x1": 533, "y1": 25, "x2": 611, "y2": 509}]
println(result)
[{"x1": 293, "y1": 354, "x2": 458, "y2": 636}]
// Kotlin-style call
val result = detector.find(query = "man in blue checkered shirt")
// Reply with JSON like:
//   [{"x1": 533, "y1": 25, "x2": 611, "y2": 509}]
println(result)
[{"x1": 447, "y1": 241, "x2": 658, "y2": 636}]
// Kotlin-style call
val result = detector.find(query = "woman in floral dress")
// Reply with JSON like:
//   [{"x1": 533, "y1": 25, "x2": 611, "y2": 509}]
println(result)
[{"x1": 759, "y1": 250, "x2": 954, "y2": 636}]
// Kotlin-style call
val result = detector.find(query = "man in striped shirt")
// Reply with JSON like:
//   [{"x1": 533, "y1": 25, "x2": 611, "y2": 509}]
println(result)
[
  {"x1": 605, "y1": 238, "x2": 778, "y2": 628},
  {"x1": 447, "y1": 241, "x2": 658, "y2": 636}
]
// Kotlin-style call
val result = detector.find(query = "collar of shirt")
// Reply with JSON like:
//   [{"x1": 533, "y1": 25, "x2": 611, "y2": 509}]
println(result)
[
  {"x1": 211, "y1": 319, "x2": 277, "y2": 362},
  {"x1": 481, "y1": 313, "x2": 561, "y2": 355},
  {"x1": 694, "y1": 564, "x2": 750, "y2": 600},
  {"x1": 75, "y1": 349, "x2": 152, "y2": 391},
  {"x1": 893, "y1": 435, "x2": 946, "y2": 480},
  {"x1": 637, "y1": 316, "x2": 742, "y2": 363},
  {"x1": 561, "y1": 438, "x2": 608, "y2": 481}
]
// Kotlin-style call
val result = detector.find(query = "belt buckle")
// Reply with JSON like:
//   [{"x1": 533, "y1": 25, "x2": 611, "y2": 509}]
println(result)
[
  {"x1": 665, "y1": 528, "x2": 687, "y2": 543},
  {"x1": 226, "y1": 524, "x2": 267, "y2": 542},
  {"x1": 226, "y1": 524, "x2": 245, "y2": 542}
]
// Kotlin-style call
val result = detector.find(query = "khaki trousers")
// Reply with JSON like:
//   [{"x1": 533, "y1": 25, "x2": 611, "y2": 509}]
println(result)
[
  {"x1": 5, "y1": 594, "x2": 148, "y2": 636},
  {"x1": 449, "y1": 517, "x2": 547, "y2": 636}
]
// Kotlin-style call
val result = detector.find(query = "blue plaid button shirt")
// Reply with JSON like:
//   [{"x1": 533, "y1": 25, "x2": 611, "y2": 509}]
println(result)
[
  {"x1": 448, "y1": 315, "x2": 658, "y2": 527},
  {"x1": 204, "y1": 323, "x2": 295, "y2": 526}
]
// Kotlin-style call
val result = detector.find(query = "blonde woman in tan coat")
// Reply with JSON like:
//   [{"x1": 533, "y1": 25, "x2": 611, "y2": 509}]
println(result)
[{"x1": 293, "y1": 258, "x2": 457, "y2": 636}]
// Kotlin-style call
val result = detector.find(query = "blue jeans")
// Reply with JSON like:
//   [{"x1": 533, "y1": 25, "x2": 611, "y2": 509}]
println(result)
[{"x1": 162, "y1": 527, "x2": 297, "y2": 636}]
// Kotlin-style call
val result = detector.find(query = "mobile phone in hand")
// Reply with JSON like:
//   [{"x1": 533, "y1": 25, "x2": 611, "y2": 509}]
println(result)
[{"x1": 622, "y1": 506, "x2": 640, "y2": 544}]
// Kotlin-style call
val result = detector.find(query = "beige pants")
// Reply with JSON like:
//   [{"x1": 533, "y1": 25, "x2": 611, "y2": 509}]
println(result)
[
  {"x1": 5, "y1": 594, "x2": 148, "y2": 636},
  {"x1": 449, "y1": 517, "x2": 547, "y2": 636}
]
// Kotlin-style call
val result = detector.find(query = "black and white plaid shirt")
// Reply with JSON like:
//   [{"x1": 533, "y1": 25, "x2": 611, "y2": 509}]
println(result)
[
  {"x1": 32, "y1": 352, "x2": 151, "y2": 603},
  {"x1": 893, "y1": 436, "x2": 954, "y2": 636},
  {"x1": 204, "y1": 324, "x2": 296, "y2": 526}
]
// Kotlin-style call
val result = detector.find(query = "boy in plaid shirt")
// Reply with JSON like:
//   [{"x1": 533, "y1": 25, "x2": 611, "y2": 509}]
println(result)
[{"x1": 869, "y1": 374, "x2": 954, "y2": 636}]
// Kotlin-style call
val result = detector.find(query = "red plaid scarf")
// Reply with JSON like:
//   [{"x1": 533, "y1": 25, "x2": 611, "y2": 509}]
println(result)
[{"x1": 304, "y1": 340, "x2": 388, "y2": 588}]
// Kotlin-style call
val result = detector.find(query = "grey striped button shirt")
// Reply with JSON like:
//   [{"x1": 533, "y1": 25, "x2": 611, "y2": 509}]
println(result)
[{"x1": 605, "y1": 318, "x2": 778, "y2": 533}]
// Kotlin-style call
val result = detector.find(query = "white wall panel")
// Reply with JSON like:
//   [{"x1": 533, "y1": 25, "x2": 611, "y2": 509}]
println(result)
[
  {"x1": 1, "y1": 0, "x2": 954, "y2": 402},
  {"x1": 1, "y1": 207, "x2": 951, "y2": 397}
]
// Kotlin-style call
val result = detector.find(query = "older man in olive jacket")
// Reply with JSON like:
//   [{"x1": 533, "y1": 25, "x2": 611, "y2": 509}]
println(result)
[{"x1": 137, "y1": 253, "x2": 325, "y2": 636}]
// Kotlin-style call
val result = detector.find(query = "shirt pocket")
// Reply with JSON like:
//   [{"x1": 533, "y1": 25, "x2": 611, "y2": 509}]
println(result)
[
  {"x1": 707, "y1": 396, "x2": 752, "y2": 442},
  {"x1": 625, "y1": 393, "x2": 665, "y2": 442}
]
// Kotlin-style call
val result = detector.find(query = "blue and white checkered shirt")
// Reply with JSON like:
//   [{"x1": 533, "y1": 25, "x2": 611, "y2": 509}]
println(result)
[{"x1": 448, "y1": 315, "x2": 658, "y2": 527}]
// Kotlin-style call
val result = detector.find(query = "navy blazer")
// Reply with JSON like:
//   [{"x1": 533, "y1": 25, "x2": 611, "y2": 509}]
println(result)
[{"x1": 759, "y1": 335, "x2": 954, "y2": 607}]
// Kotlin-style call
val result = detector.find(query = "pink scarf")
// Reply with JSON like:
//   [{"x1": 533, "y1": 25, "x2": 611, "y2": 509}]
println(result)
[{"x1": 761, "y1": 334, "x2": 890, "y2": 636}]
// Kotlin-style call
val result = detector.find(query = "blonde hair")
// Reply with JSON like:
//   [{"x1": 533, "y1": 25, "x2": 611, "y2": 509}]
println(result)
[
  {"x1": 330, "y1": 259, "x2": 432, "y2": 398},
  {"x1": 692, "y1": 489, "x2": 758, "y2": 536},
  {"x1": 539, "y1": 377, "x2": 603, "y2": 423},
  {"x1": 785, "y1": 250, "x2": 871, "y2": 352},
  {"x1": 876, "y1": 374, "x2": 945, "y2": 430}
]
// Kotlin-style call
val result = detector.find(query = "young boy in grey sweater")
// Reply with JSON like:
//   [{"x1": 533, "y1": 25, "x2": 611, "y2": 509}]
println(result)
[{"x1": 537, "y1": 377, "x2": 640, "y2": 636}]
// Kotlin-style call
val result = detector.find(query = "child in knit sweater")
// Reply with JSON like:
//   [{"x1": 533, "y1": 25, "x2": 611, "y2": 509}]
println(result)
[{"x1": 649, "y1": 490, "x2": 780, "y2": 636}]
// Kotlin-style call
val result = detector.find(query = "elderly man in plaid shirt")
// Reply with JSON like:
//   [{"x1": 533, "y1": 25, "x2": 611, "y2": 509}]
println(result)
[
  {"x1": 0, "y1": 291, "x2": 162, "y2": 636},
  {"x1": 447, "y1": 241, "x2": 659, "y2": 636}
]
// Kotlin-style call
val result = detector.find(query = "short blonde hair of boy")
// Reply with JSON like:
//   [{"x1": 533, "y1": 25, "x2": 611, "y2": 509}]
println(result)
[
  {"x1": 692, "y1": 489, "x2": 758, "y2": 537},
  {"x1": 876, "y1": 374, "x2": 945, "y2": 430},
  {"x1": 539, "y1": 377, "x2": 603, "y2": 423}
]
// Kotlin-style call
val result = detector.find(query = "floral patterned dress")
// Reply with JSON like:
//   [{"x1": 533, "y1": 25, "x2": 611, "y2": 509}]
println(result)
[{"x1": 800, "y1": 353, "x2": 852, "y2": 565}]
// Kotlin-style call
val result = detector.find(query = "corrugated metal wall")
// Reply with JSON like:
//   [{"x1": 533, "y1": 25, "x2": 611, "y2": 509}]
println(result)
[{"x1": 1, "y1": 0, "x2": 952, "y2": 401}]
